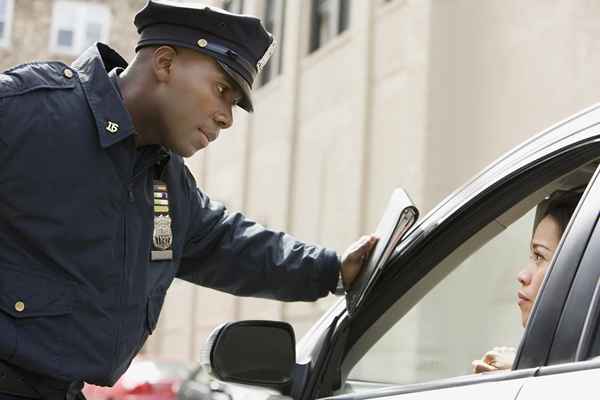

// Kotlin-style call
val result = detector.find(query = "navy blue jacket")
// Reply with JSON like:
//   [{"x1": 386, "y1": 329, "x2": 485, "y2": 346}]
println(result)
[{"x1": 0, "y1": 43, "x2": 340, "y2": 385}]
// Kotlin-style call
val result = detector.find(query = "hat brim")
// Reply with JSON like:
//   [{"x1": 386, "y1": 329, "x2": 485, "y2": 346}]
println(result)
[{"x1": 216, "y1": 61, "x2": 254, "y2": 113}]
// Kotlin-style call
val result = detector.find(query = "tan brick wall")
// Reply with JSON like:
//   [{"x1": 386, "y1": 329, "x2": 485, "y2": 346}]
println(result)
[{"x1": 0, "y1": 0, "x2": 144, "y2": 70}]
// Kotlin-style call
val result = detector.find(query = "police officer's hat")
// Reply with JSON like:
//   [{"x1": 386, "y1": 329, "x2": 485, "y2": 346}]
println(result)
[{"x1": 134, "y1": 0, "x2": 277, "y2": 112}]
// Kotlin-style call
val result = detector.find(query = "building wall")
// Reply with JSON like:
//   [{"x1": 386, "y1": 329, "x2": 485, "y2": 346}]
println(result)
[
  {"x1": 0, "y1": 0, "x2": 143, "y2": 66},
  {"x1": 3, "y1": 0, "x2": 600, "y2": 375}
]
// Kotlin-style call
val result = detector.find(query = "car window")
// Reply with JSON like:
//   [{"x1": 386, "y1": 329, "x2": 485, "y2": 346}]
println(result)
[{"x1": 348, "y1": 209, "x2": 537, "y2": 384}]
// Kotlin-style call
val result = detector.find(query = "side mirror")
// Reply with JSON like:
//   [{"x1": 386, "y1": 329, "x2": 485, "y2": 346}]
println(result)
[{"x1": 205, "y1": 320, "x2": 296, "y2": 389}]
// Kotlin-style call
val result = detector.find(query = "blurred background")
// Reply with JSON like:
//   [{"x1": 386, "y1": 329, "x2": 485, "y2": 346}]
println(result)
[{"x1": 3, "y1": 0, "x2": 600, "y2": 382}]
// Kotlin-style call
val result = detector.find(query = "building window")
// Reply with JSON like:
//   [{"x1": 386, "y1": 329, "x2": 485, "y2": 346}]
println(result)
[
  {"x1": 49, "y1": 1, "x2": 111, "y2": 56},
  {"x1": 0, "y1": 0, "x2": 14, "y2": 48},
  {"x1": 309, "y1": 0, "x2": 350, "y2": 53},
  {"x1": 257, "y1": 0, "x2": 285, "y2": 87},
  {"x1": 222, "y1": 0, "x2": 244, "y2": 14}
]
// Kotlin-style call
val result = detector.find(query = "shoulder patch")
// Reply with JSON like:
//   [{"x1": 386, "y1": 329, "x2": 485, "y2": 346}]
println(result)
[{"x1": 0, "y1": 62, "x2": 77, "y2": 99}]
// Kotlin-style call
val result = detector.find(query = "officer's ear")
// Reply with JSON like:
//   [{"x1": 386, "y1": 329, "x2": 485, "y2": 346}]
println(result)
[{"x1": 152, "y1": 46, "x2": 177, "y2": 83}]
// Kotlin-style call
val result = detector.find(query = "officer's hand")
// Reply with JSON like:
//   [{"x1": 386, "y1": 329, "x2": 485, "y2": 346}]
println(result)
[
  {"x1": 340, "y1": 235, "x2": 378, "y2": 289},
  {"x1": 472, "y1": 346, "x2": 516, "y2": 374}
]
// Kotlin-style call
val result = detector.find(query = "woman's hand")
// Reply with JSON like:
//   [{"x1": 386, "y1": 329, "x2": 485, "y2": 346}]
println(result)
[{"x1": 472, "y1": 346, "x2": 516, "y2": 373}]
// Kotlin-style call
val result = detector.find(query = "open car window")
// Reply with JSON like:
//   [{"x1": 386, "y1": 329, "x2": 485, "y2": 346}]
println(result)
[
  {"x1": 338, "y1": 159, "x2": 598, "y2": 393},
  {"x1": 348, "y1": 208, "x2": 534, "y2": 385}
]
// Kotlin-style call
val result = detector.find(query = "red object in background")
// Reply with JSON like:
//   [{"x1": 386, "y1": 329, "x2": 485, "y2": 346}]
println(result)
[{"x1": 83, "y1": 358, "x2": 190, "y2": 400}]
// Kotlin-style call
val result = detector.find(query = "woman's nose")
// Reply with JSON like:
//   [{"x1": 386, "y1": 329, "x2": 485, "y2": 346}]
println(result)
[{"x1": 517, "y1": 268, "x2": 531, "y2": 286}]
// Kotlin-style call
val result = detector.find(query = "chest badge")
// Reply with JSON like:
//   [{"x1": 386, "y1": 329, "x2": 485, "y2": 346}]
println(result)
[{"x1": 151, "y1": 180, "x2": 173, "y2": 261}]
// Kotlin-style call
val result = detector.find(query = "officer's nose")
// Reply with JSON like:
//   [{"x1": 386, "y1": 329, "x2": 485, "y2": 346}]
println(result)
[{"x1": 214, "y1": 106, "x2": 233, "y2": 129}]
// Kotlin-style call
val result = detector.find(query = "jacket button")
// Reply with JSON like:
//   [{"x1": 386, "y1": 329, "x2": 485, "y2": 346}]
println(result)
[
  {"x1": 14, "y1": 301, "x2": 25, "y2": 312},
  {"x1": 63, "y1": 68, "x2": 74, "y2": 79}
]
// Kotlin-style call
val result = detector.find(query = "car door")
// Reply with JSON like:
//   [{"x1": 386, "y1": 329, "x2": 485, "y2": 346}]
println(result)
[
  {"x1": 325, "y1": 162, "x2": 600, "y2": 400},
  {"x1": 296, "y1": 105, "x2": 600, "y2": 400}
]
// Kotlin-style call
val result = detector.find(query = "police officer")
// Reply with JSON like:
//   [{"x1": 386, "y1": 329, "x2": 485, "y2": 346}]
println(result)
[{"x1": 0, "y1": 1, "x2": 377, "y2": 399}]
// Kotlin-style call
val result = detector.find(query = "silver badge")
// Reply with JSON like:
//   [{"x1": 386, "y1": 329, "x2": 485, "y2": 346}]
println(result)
[
  {"x1": 256, "y1": 37, "x2": 277, "y2": 73},
  {"x1": 151, "y1": 179, "x2": 173, "y2": 261},
  {"x1": 153, "y1": 214, "x2": 173, "y2": 250}
]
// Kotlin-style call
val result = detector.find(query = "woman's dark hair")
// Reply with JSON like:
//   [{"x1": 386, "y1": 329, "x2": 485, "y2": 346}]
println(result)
[{"x1": 533, "y1": 190, "x2": 584, "y2": 236}]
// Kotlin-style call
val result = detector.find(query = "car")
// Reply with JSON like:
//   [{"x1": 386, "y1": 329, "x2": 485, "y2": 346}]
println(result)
[
  {"x1": 177, "y1": 365, "x2": 232, "y2": 400},
  {"x1": 202, "y1": 102, "x2": 600, "y2": 400},
  {"x1": 83, "y1": 357, "x2": 190, "y2": 400}
]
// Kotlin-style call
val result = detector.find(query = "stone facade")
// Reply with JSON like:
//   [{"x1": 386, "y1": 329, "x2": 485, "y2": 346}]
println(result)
[{"x1": 0, "y1": 0, "x2": 143, "y2": 67}]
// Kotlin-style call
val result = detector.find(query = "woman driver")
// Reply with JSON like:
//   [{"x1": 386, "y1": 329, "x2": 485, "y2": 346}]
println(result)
[{"x1": 472, "y1": 189, "x2": 583, "y2": 373}]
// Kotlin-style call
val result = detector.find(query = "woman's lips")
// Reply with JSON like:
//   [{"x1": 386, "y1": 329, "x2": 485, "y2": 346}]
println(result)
[{"x1": 517, "y1": 291, "x2": 530, "y2": 305}]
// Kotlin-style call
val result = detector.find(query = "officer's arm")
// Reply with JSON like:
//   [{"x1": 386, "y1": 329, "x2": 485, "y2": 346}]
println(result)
[{"x1": 176, "y1": 167, "x2": 340, "y2": 302}]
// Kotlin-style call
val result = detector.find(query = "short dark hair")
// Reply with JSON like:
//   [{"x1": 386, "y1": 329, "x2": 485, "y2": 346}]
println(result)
[{"x1": 533, "y1": 190, "x2": 584, "y2": 236}]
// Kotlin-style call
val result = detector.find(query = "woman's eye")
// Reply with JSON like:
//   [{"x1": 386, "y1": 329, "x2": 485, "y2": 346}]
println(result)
[{"x1": 529, "y1": 252, "x2": 544, "y2": 263}]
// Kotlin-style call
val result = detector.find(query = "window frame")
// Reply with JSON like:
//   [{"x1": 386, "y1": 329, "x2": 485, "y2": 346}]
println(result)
[
  {"x1": 0, "y1": 0, "x2": 15, "y2": 49},
  {"x1": 326, "y1": 155, "x2": 600, "y2": 397},
  {"x1": 222, "y1": 0, "x2": 245, "y2": 14},
  {"x1": 308, "y1": 0, "x2": 351, "y2": 54},
  {"x1": 339, "y1": 150, "x2": 600, "y2": 382},
  {"x1": 256, "y1": 0, "x2": 286, "y2": 88},
  {"x1": 294, "y1": 106, "x2": 600, "y2": 398},
  {"x1": 49, "y1": 0, "x2": 111, "y2": 56}
]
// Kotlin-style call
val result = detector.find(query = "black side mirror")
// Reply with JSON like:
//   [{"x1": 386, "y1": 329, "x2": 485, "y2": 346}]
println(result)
[{"x1": 205, "y1": 320, "x2": 296, "y2": 389}]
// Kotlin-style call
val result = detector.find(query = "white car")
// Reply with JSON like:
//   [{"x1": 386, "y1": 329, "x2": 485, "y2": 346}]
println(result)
[{"x1": 204, "y1": 103, "x2": 600, "y2": 400}]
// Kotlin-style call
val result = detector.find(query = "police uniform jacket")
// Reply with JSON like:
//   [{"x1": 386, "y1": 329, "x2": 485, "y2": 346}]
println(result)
[{"x1": 0, "y1": 43, "x2": 340, "y2": 386}]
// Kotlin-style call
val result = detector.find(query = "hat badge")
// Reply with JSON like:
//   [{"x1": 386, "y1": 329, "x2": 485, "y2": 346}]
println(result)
[
  {"x1": 256, "y1": 38, "x2": 277, "y2": 73},
  {"x1": 197, "y1": 39, "x2": 208, "y2": 48}
]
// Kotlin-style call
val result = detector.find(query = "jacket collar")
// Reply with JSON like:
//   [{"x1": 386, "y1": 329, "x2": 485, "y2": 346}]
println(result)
[{"x1": 71, "y1": 43, "x2": 136, "y2": 148}]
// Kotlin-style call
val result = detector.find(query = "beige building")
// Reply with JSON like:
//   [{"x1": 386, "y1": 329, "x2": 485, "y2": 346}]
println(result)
[{"x1": 3, "y1": 0, "x2": 600, "y2": 380}]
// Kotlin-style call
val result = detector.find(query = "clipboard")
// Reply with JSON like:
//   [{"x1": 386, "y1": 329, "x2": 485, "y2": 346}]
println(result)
[{"x1": 346, "y1": 188, "x2": 419, "y2": 315}]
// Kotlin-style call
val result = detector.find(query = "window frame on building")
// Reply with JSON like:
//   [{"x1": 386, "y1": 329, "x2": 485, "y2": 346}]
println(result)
[
  {"x1": 0, "y1": 0, "x2": 15, "y2": 48},
  {"x1": 222, "y1": 0, "x2": 244, "y2": 14},
  {"x1": 309, "y1": 0, "x2": 350, "y2": 54},
  {"x1": 257, "y1": 0, "x2": 286, "y2": 88},
  {"x1": 49, "y1": 0, "x2": 111, "y2": 56}
]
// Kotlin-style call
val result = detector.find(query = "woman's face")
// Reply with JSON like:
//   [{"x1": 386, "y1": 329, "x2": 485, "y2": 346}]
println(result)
[{"x1": 517, "y1": 215, "x2": 563, "y2": 328}]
